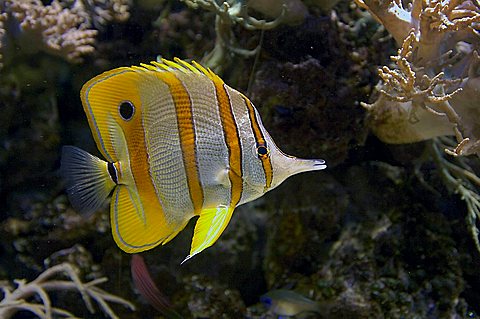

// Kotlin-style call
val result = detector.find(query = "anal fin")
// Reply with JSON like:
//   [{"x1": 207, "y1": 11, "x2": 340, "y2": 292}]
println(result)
[
  {"x1": 182, "y1": 205, "x2": 234, "y2": 263},
  {"x1": 112, "y1": 185, "x2": 177, "y2": 253}
]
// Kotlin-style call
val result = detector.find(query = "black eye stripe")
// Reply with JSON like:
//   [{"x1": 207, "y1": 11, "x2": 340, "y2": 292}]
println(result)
[
  {"x1": 107, "y1": 162, "x2": 118, "y2": 184},
  {"x1": 119, "y1": 101, "x2": 135, "y2": 120}
]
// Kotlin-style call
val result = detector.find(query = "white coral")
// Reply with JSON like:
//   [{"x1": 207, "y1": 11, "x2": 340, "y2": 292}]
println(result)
[
  {"x1": 356, "y1": 0, "x2": 480, "y2": 156},
  {"x1": 0, "y1": 263, "x2": 135, "y2": 319}
]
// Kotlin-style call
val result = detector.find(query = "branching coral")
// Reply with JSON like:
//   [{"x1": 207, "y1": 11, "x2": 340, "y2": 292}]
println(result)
[
  {"x1": 7, "y1": 0, "x2": 98, "y2": 63},
  {"x1": 426, "y1": 137, "x2": 480, "y2": 252},
  {"x1": 357, "y1": 0, "x2": 480, "y2": 252},
  {"x1": 73, "y1": 0, "x2": 131, "y2": 27},
  {"x1": 181, "y1": 0, "x2": 304, "y2": 72},
  {"x1": 0, "y1": 0, "x2": 130, "y2": 68},
  {"x1": 0, "y1": 263, "x2": 135, "y2": 319},
  {"x1": 356, "y1": 0, "x2": 480, "y2": 156}
]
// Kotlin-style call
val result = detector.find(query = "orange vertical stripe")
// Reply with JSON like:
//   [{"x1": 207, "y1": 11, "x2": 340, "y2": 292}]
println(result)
[
  {"x1": 241, "y1": 94, "x2": 273, "y2": 191},
  {"x1": 156, "y1": 72, "x2": 204, "y2": 214},
  {"x1": 210, "y1": 77, "x2": 243, "y2": 207}
]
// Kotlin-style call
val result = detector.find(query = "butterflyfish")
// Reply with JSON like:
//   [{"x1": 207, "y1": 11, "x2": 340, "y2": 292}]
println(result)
[{"x1": 61, "y1": 58, "x2": 326, "y2": 262}]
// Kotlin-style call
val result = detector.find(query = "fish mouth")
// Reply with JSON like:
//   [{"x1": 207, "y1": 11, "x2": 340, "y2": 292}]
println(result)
[
  {"x1": 284, "y1": 157, "x2": 327, "y2": 175},
  {"x1": 311, "y1": 159, "x2": 327, "y2": 170},
  {"x1": 314, "y1": 159, "x2": 326, "y2": 166}
]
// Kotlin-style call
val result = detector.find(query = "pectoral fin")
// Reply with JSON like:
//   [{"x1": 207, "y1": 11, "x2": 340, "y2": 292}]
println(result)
[{"x1": 182, "y1": 205, "x2": 234, "y2": 263}]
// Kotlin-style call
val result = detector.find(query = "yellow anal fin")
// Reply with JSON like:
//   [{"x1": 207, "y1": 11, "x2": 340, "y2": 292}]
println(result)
[
  {"x1": 182, "y1": 205, "x2": 234, "y2": 264},
  {"x1": 111, "y1": 185, "x2": 176, "y2": 253}
]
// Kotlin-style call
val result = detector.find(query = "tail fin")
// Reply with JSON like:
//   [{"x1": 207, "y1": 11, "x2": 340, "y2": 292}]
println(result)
[{"x1": 61, "y1": 146, "x2": 116, "y2": 215}]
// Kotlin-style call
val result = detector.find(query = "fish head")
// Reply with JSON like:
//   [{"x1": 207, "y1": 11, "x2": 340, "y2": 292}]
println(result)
[
  {"x1": 239, "y1": 103, "x2": 326, "y2": 202},
  {"x1": 262, "y1": 129, "x2": 326, "y2": 191}
]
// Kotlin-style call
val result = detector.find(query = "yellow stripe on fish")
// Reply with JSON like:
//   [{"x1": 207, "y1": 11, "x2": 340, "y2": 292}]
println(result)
[{"x1": 60, "y1": 58, "x2": 327, "y2": 261}]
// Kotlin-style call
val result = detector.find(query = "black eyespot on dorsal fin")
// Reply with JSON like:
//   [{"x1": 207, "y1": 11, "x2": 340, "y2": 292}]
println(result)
[{"x1": 119, "y1": 101, "x2": 135, "y2": 120}]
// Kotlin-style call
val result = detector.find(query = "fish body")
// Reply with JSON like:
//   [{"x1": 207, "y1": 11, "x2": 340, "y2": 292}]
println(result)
[
  {"x1": 61, "y1": 58, "x2": 326, "y2": 261},
  {"x1": 260, "y1": 289, "x2": 322, "y2": 316}
]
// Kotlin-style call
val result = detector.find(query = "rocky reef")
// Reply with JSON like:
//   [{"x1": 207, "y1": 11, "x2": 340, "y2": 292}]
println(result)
[{"x1": 1, "y1": 0, "x2": 479, "y2": 318}]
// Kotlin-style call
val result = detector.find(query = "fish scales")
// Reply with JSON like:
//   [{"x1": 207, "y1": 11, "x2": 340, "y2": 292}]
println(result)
[
  {"x1": 243, "y1": 95, "x2": 274, "y2": 191},
  {"x1": 228, "y1": 89, "x2": 270, "y2": 204},
  {"x1": 159, "y1": 72, "x2": 204, "y2": 216},
  {"x1": 173, "y1": 71, "x2": 232, "y2": 210},
  {"x1": 213, "y1": 79, "x2": 244, "y2": 210},
  {"x1": 140, "y1": 73, "x2": 194, "y2": 226},
  {"x1": 61, "y1": 58, "x2": 327, "y2": 261}
]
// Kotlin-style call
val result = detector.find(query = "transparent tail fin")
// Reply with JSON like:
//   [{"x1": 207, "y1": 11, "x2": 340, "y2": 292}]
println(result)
[{"x1": 61, "y1": 146, "x2": 116, "y2": 215}]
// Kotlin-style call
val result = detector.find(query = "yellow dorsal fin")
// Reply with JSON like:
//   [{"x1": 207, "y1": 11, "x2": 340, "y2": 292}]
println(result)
[
  {"x1": 134, "y1": 58, "x2": 222, "y2": 84},
  {"x1": 111, "y1": 185, "x2": 180, "y2": 253},
  {"x1": 161, "y1": 58, "x2": 187, "y2": 71},
  {"x1": 139, "y1": 63, "x2": 158, "y2": 71},
  {"x1": 182, "y1": 206, "x2": 235, "y2": 264},
  {"x1": 175, "y1": 57, "x2": 202, "y2": 74}
]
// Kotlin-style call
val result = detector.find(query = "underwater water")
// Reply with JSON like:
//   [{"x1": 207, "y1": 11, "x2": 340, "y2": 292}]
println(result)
[{"x1": 1, "y1": 0, "x2": 480, "y2": 318}]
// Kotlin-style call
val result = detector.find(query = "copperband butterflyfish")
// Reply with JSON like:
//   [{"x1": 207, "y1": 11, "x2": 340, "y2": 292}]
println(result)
[{"x1": 61, "y1": 58, "x2": 326, "y2": 262}]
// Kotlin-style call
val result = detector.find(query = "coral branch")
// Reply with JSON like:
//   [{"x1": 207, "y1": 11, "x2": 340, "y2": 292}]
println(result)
[
  {"x1": 181, "y1": 0, "x2": 292, "y2": 72},
  {"x1": 0, "y1": 0, "x2": 130, "y2": 68},
  {"x1": 429, "y1": 138, "x2": 480, "y2": 253},
  {"x1": 0, "y1": 263, "x2": 135, "y2": 319},
  {"x1": 358, "y1": 0, "x2": 480, "y2": 156}
]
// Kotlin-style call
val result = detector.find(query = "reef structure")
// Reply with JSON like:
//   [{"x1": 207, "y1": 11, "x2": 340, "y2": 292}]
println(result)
[
  {"x1": 180, "y1": 0, "x2": 308, "y2": 72},
  {"x1": 0, "y1": 0, "x2": 130, "y2": 69},
  {"x1": 356, "y1": 0, "x2": 480, "y2": 156}
]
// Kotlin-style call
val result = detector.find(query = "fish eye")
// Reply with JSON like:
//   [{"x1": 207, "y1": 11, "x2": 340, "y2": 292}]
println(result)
[
  {"x1": 119, "y1": 101, "x2": 135, "y2": 121},
  {"x1": 256, "y1": 143, "x2": 269, "y2": 159}
]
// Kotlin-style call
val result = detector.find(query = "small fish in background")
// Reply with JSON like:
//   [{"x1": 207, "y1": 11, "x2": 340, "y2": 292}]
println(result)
[
  {"x1": 260, "y1": 289, "x2": 324, "y2": 317},
  {"x1": 61, "y1": 58, "x2": 326, "y2": 262},
  {"x1": 131, "y1": 254, "x2": 182, "y2": 319}
]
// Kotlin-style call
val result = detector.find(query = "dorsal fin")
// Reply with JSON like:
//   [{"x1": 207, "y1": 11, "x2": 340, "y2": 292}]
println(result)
[{"x1": 132, "y1": 58, "x2": 223, "y2": 85}]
